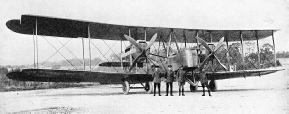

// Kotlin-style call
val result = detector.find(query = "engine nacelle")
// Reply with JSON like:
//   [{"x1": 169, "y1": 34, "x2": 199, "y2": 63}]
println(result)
[{"x1": 185, "y1": 49, "x2": 198, "y2": 68}]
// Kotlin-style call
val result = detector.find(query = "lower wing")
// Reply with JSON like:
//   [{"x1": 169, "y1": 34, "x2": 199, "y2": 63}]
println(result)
[
  {"x1": 206, "y1": 69, "x2": 284, "y2": 80},
  {"x1": 6, "y1": 69, "x2": 152, "y2": 84}
]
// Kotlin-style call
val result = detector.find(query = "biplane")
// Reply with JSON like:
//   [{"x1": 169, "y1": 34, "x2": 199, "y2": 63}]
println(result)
[{"x1": 6, "y1": 15, "x2": 283, "y2": 94}]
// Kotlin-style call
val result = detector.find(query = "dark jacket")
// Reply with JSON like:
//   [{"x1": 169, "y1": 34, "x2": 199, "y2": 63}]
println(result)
[
  {"x1": 177, "y1": 69, "x2": 187, "y2": 82},
  {"x1": 199, "y1": 72, "x2": 208, "y2": 84},
  {"x1": 152, "y1": 70, "x2": 162, "y2": 83},
  {"x1": 165, "y1": 70, "x2": 175, "y2": 82}
]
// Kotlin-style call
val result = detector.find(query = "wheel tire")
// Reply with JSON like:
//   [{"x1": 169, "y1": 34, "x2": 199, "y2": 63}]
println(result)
[
  {"x1": 122, "y1": 81, "x2": 130, "y2": 95},
  {"x1": 145, "y1": 82, "x2": 153, "y2": 94},
  {"x1": 190, "y1": 85, "x2": 198, "y2": 92},
  {"x1": 209, "y1": 80, "x2": 217, "y2": 92}
]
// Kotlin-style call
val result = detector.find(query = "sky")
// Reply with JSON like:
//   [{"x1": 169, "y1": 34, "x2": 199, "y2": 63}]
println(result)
[{"x1": 0, "y1": 0, "x2": 288, "y2": 66}]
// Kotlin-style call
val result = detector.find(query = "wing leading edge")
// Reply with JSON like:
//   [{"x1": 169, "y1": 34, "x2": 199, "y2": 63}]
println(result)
[
  {"x1": 206, "y1": 69, "x2": 283, "y2": 80},
  {"x1": 6, "y1": 69, "x2": 152, "y2": 84},
  {"x1": 6, "y1": 15, "x2": 276, "y2": 43}
]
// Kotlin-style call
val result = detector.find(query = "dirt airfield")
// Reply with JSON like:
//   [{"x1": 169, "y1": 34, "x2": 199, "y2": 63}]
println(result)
[{"x1": 0, "y1": 69, "x2": 288, "y2": 114}]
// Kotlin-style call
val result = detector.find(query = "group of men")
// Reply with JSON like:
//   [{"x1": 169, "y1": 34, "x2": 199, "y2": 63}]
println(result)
[{"x1": 151, "y1": 65, "x2": 187, "y2": 96}]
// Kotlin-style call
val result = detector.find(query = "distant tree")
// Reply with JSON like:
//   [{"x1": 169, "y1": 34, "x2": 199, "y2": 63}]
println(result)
[
  {"x1": 110, "y1": 53, "x2": 121, "y2": 62},
  {"x1": 0, "y1": 67, "x2": 8, "y2": 74},
  {"x1": 52, "y1": 65, "x2": 61, "y2": 70},
  {"x1": 260, "y1": 43, "x2": 274, "y2": 68},
  {"x1": 215, "y1": 43, "x2": 242, "y2": 71},
  {"x1": 276, "y1": 51, "x2": 289, "y2": 58}
]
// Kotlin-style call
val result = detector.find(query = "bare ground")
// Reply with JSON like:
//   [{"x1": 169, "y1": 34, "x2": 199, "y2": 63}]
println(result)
[{"x1": 0, "y1": 69, "x2": 288, "y2": 114}]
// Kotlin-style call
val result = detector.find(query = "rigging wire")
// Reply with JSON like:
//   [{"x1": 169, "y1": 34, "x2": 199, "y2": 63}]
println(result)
[{"x1": 42, "y1": 36, "x2": 76, "y2": 69}]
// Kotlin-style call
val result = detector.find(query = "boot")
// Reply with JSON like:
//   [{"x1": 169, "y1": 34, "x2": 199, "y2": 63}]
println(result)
[
  {"x1": 182, "y1": 88, "x2": 185, "y2": 96},
  {"x1": 170, "y1": 86, "x2": 173, "y2": 96},
  {"x1": 208, "y1": 90, "x2": 211, "y2": 96},
  {"x1": 179, "y1": 89, "x2": 181, "y2": 96},
  {"x1": 166, "y1": 88, "x2": 168, "y2": 96},
  {"x1": 202, "y1": 88, "x2": 205, "y2": 96},
  {"x1": 166, "y1": 84, "x2": 169, "y2": 96}
]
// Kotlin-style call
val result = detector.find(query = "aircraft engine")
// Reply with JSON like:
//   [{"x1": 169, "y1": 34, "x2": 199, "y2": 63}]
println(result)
[{"x1": 184, "y1": 49, "x2": 198, "y2": 68}]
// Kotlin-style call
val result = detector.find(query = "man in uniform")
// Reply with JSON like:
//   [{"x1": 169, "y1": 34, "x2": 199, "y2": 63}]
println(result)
[
  {"x1": 165, "y1": 65, "x2": 174, "y2": 96},
  {"x1": 176, "y1": 66, "x2": 187, "y2": 96},
  {"x1": 199, "y1": 70, "x2": 211, "y2": 96},
  {"x1": 152, "y1": 65, "x2": 162, "y2": 96}
]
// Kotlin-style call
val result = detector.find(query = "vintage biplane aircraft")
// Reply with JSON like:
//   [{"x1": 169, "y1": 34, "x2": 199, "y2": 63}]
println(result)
[{"x1": 6, "y1": 15, "x2": 283, "y2": 94}]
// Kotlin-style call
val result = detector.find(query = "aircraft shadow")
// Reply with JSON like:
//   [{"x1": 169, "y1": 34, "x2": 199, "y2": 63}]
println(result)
[
  {"x1": 43, "y1": 91, "x2": 152, "y2": 97},
  {"x1": 201, "y1": 88, "x2": 274, "y2": 92},
  {"x1": 42, "y1": 88, "x2": 274, "y2": 97}
]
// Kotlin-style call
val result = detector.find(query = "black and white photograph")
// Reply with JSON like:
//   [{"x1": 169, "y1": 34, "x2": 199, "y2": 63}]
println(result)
[{"x1": 0, "y1": 0, "x2": 288, "y2": 113}]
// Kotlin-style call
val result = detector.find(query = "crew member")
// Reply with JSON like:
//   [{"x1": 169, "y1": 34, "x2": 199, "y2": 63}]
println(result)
[
  {"x1": 199, "y1": 70, "x2": 211, "y2": 96},
  {"x1": 177, "y1": 66, "x2": 187, "y2": 96},
  {"x1": 152, "y1": 65, "x2": 162, "y2": 96},
  {"x1": 165, "y1": 65, "x2": 174, "y2": 96}
]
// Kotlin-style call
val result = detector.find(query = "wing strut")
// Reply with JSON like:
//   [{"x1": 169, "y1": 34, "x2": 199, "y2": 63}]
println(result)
[
  {"x1": 35, "y1": 20, "x2": 39, "y2": 69},
  {"x1": 272, "y1": 30, "x2": 276, "y2": 67},
  {"x1": 183, "y1": 30, "x2": 187, "y2": 48},
  {"x1": 121, "y1": 33, "x2": 124, "y2": 72},
  {"x1": 32, "y1": 30, "x2": 36, "y2": 68},
  {"x1": 224, "y1": 31, "x2": 230, "y2": 68},
  {"x1": 88, "y1": 25, "x2": 92, "y2": 71},
  {"x1": 239, "y1": 31, "x2": 245, "y2": 70},
  {"x1": 255, "y1": 30, "x2": 260, "y2": 69},
  {"x1": 82, "y1": 37, "x2": 86, "y2": 70}
]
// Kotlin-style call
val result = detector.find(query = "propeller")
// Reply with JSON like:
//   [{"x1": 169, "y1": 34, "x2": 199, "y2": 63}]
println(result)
[
  {"x1": 120, "y1": 48, "x2": 136, "y2": 58},
  {"x1": 146, "y1": 33, "x2": 158, "y2": 50},
  {"x1": 122, "y1": 33, "x2": 158, "y2": 71},
  {"x1": 124, "y1": 34, "x2": 143, "y2": 50},
  {"x1": 196, "y1": 37, "x2": 227, "y2": 71}
]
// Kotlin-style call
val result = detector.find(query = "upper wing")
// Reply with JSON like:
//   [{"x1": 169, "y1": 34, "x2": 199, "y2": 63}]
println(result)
[
  {"x1": 6, "y1": 15, "x2": 276, "y2": 43},
  {"x1": 6, "y1": 69, "x2": 152, "y2": 84},
  {"x1": 98, "y1": 62, "x2": 144, "y2": 67},
  {"x1": 206, "y1": 69, "x2": 283, "y2": 80}
]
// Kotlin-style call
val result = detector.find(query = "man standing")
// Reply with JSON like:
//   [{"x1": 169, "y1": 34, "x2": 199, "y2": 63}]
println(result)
[
  {"x1": 165, "y1": 65, "x2": 174, "y2": 96},
  {"x1": 177, "y1": 66, "x2": 187, "y2": 96},
  {"x1": 152, "y1": 65, "x2": 162, "y2": 96},
  {"x1": 199, "y1": 71, "x2": 211, "y2": 96}
]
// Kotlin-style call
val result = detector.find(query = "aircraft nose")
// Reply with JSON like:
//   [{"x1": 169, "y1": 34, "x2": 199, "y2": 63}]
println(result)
[
  {"x1": 6, "y1": 69, "x2": 23, "y2": 80},
  {"x1": 6, "y1": 72, "x2": 16, "y2": 79}
]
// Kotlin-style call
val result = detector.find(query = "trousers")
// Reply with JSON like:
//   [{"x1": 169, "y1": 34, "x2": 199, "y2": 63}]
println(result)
[{"x1": 154, "y1": 83, "x2": 161, "y2": 95}]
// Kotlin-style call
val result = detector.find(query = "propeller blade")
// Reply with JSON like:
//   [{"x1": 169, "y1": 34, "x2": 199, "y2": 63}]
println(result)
[
  {"x1": 214, "y1": 37, "x2": 225, "y2": 52},
  {"x1": 124, "y1": 34, "x2": 143, "y2": 50},
  {"x1": 146, "y1": 33, "x2": 158, "y2": 50},
  {"x1": 197, "y1": 54, "x2": 212, "y2": 70},
  {"x1": 214, "y1": 55, "x2": 228, "y2": 70},
  {"x1": 120, "y1": 48, "x2": 136, "y2": 58},
  {"x1": 129, "y1": 53, "x2": 143, "y2": 71},
  {"x1": 149, "y1": 53, "x2": 167, "y2": 58},
  {"x1": 168, "y1": 53, "x2": 177, "y2": 58},
  {"x1": 147, "y1": 57, "x2": 159, "y2": 66},
  {"x1": 196, "y1": 36, "x2": 212, "y2": 52},
  {"x1": 166, "y1": 35, "x2": 172, "y2": 57}
]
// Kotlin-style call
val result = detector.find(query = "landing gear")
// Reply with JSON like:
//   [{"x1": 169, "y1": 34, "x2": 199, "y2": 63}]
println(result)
[
  {"x1": 189, "y1": 79, "x2": 199, "y2": 92},
  {"x1": 190, "y1": 85, "x2": 198, "y2": 92},
  {"x1": 122, "y1": 81, "x2": 130, "y2": 95},
  {"x1": 208, "y1": 80, "x2": 217, "y2": 92},
  {"x1": 144, "y1": 82, "x2": 153, "y2": 94}
]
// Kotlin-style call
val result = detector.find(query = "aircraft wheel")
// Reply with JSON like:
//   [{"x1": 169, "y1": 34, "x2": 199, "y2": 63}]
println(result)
[
  {"x1": 122, "y1": 81, "x2": 130, "y2": 95},
  {"x1": 144, "y1": 82, "x2": 153, "y2": 94},
  {"x1": 209, "y1": 80, "x2": 217, "y2": 92},
  {"x1": 190, "y1": 85, "x2": 198, "y2": 92}
]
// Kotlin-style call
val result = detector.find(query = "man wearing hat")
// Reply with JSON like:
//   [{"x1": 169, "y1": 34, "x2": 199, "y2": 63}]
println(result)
[
  {"x1": 152, "y1": 65, "x2": 162, "y2": 96},
  {"x1": 176, "y1": 65, "x2": 187, "y2": 96},
  {"x1": 165, "y1": 65, "x2": 174, "y2": 96}
]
